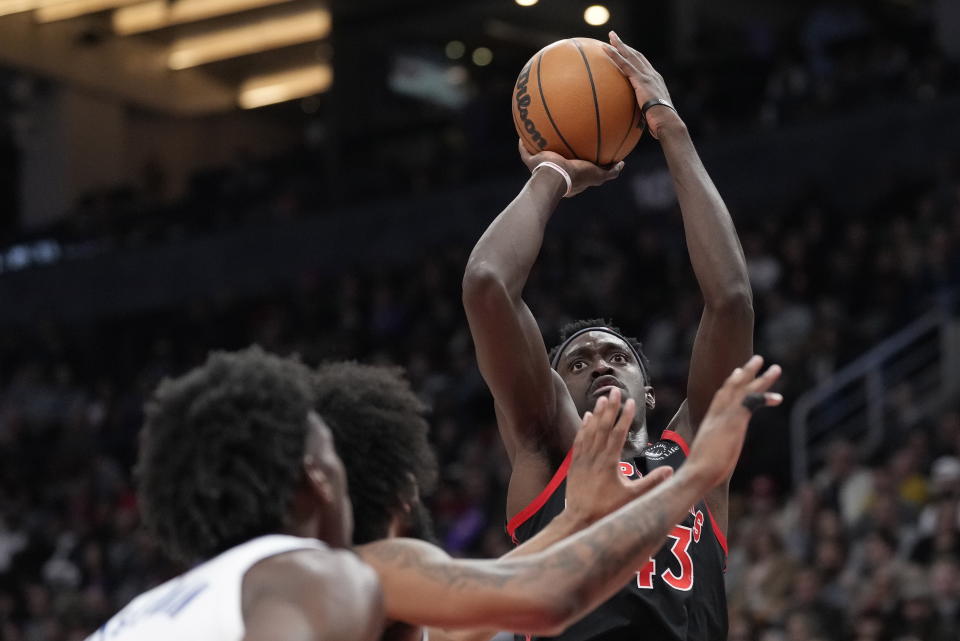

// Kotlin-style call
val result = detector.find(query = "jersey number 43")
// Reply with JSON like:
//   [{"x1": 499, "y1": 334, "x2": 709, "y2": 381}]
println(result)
[{"x1": 635, "y1": 520, "x2": 700, "y2": 592}]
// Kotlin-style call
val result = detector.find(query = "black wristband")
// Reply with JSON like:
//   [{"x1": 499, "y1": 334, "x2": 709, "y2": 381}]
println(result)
[
  {"x1": 640, "y1": 98, "x2": 677, "y2": 137},
  {"x1": 641, "y1": 97, "x2": 677, "y2": 118}
]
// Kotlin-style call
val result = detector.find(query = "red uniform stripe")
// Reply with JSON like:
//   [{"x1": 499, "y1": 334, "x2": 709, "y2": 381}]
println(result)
[
  {"x1": 506, "y1": 448, "x2": 574, "y2": 543},
  {"x1": 660, "y1": 429, "x2": 689, "y2": 455},
  {"x1": 660, "y1": 429, "x2": 728, "y2": 558}
]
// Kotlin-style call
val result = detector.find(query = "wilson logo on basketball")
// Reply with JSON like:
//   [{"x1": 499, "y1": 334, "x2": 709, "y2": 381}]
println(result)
[{"x1": 514, "y1": 64, "x2": 548, "y2": 150}]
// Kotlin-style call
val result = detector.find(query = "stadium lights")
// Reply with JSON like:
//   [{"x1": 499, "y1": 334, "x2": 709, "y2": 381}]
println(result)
[
  {"x1": 472, "y1": 47, "x2": 493, "y2": 66},
  {"x1": 113, "y1": 0, "x2": 294, "y2": 36},
  {"x1": 445, "y1": 40, "x2": 465, "y2": 60},
  {"x1": 34, "y1": 0, "x2": 139, "y2": 21},
  {"x1": 238, "y1": 62, "x2": 332, "y2": 109},
  {"x1": 167, "y1": 6, "x2": 330, "y2": 70},
  {"x1": 0, "y1": 0, "x2": 37, "y2": 18},
  {"x1": 583, "y1": 4, "x2": 609, "y2": 26},
  {"x1": 0, "y1": 0, "x2": 131, "y2": 19}
]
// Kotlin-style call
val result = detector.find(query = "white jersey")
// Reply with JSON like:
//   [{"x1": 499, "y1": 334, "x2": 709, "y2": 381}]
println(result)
[{"x1": 87, "y1": 534, "x2": 327, "y2": 641}]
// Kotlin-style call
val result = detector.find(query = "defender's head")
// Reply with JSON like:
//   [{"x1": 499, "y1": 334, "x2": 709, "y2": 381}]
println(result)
[
  {"x1": 138, "y1": 347, "x2": 352, "y2": 564},
  {"x1": 548, "y1": 319, "x2": 654, "y2": 432},
  {"x1": 313, "y1": 362, "x2": 439, "y2": 545}
]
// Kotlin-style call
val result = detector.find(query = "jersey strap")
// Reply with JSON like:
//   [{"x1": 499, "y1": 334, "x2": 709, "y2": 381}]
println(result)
[
  {"x1": 660, "y1": 430, "x2": 728, "y2": 557},
  {"x1": 505, "y1": 448, "x2": 573, "y2": 543}
]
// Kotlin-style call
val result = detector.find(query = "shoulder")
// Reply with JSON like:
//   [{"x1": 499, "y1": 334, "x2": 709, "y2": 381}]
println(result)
[
  {"x1": 243, "y1": 547, "x2": 380, "y2": 615},
  {"x1": 660, "y1": 399, "x2": 691, "y2": 444}
]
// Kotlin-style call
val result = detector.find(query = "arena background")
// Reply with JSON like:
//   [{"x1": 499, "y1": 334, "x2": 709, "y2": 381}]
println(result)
[{"x1": 0, "y1": 0, "x2": 959, "y2": 639}]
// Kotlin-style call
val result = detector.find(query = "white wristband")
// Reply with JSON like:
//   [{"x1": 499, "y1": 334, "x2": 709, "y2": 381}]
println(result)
[{"x1": 533, "y1": 161, "x2": 572, "y2": 197}]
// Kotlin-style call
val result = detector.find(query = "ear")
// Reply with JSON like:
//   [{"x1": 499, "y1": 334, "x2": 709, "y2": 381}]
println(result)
[
  {"x1": 302, "y1": 455, "x2": 335, "y2": 505},
  {"x1": 645, "y1": 385, "x2": 656, "y2": 410}
]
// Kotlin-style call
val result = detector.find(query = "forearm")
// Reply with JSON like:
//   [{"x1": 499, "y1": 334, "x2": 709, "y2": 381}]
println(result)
[
  {"x1": 657, "y1": 119, "x2": 751, "y2": 307},
  {"x1": 357, "y1": 469, "x2": 710, "y2": 635},
  {"x1": 513, "y1": 466, "x2": 710, "y2": 625},
  {"x1": 464, "y1": 170, "x2": 565, "y2": 301},
  {"x1": 500, "y1": 511, "x2": 587, "y2": 559}
]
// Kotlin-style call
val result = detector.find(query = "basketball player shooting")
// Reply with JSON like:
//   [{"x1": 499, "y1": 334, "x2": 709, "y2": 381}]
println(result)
[{"x1": 462, "y1": 32, "x2": 754, "y2": 640}]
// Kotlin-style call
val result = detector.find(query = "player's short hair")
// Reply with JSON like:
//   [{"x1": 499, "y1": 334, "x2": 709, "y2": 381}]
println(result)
[
  {"x1": 313, "y1": 362, "x2": 438, "y2": 545},
  {"x1": 548, "y1": 318, "x2": 651, "y2": 384},
  {"x1": 138, "y1": 346, "x2": 316, "y2": 563}
]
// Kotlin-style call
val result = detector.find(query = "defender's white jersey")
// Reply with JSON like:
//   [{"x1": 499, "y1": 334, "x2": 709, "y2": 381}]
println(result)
[{"x1": 88, "y1": 534, "x2": 326, "y2": 641}]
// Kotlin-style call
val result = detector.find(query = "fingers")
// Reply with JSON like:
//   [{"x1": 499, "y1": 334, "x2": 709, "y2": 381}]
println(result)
[
  {"x1": 577, "y1": 404, "x2": 601, "y2": 454},
  {"x1": 719, "y1": 355, "x2": 784, "y2": 411},
  {"x1": 606, "y1": 396, "x2": 636, "y2": 453},
  {"x1": 601, "y1": 161, "x2": 625, "y2": 183},
  {"x1": 724, "y1": 355, "x2": 783, "y2": 413},
  {"x1": 725, "y1": 355, "x2": 764, "y2": 388},
  {"x1": 609, "y1": 31, "x2": 650, "y2": 70},
  {"x1": 602, "y1": 43, "x2": 635, "y2": 76},
  {"x1": 608, "y1": 31, "x2": 634, "y2": 62},
  {"x1": 746, "y1": 363, "x2": 782, "y2": 394},
  {"x1": 596, "y1": 387, "x2": 622, "y2": 432},
  {"x1": 518, "y1": 138, "x2": 533, "y2": 164},
  {"x1": 763, "y1": 392, "x2": 784, "y2": 407},
  {"x1": 627, "y1": 466, "x2": 673, "y2": 497}
]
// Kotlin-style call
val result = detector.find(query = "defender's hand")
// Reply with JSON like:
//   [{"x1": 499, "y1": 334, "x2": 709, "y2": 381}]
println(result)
[
  {"x1": 566, "y1": 388, "x2": 673, "y2": 525},
  {"x1": 686, "y1": 355, "x2": 783, "y2": 488},
  {"x1": 519, "y1": 140, "x2": 623, "y2": 197},
  {"x1": 602, "y1": 31, "x2": 681, "y2": 138}
]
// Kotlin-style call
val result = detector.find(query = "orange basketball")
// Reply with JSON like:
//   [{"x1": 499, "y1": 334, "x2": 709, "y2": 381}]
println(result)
[{"x1": 512, "y1": 37, "x2": 643, "y2": 166}]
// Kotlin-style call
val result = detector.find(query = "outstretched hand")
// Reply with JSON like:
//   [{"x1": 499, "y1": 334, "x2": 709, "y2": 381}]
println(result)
[
  {"x1": 518, "y1": 140, "x2": 623, "y2": 197},
  {"x1": 686, "y1": 355, "x2": 783, "y2": 488},
  {"x1": 602, "y1": 31, "x2": 680, "y2": 139},
  {"x1": 565, "y1": 388, "x2": 673, "y2": 525}
]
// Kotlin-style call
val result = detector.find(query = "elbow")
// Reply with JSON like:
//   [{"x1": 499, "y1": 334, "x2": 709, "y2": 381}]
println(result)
[
  {"x1": 462, "y1": 261, "x2": 510, "y2": 311},
  {"x1": 706, "y1": 287, "x2": 754, "y2": 323}
]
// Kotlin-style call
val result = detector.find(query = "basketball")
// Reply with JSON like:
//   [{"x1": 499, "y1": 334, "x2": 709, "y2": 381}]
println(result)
[{"x1": 512, "y1": 37, "x2": 643, "y2": 166}]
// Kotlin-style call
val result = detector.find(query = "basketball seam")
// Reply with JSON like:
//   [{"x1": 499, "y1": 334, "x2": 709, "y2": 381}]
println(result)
[
  {"x1": 536, "y1": 51, "x2": 579, "y2": 160},
  {"x1": 610, "y1": 97, "x2": 638, "y2": 164},
  {"x1": 571, "y1": 39, "x2": 602, "y2": 164}
]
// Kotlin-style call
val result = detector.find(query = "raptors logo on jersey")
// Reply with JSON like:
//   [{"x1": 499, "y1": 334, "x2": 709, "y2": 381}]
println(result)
[{"x1": 507, "y1": 431, "x2": 728, "y2": 641}]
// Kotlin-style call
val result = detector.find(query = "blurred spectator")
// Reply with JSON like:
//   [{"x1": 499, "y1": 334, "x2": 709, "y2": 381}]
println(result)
[{"x1": 814, "y1": 439, "x2": 874, "y2": 528}]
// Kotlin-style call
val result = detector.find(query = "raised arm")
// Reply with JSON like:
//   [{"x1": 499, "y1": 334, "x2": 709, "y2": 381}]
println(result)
[
  {"x1": 462, "y1": 146, "x2": 621, "y2": 462},
  {"x1": 605, "y1": 32, "x2": 753, "y2": 435},
  {"x1": 359, "y1": 358, "x2": 781, "y2": 636},
  {"x1": 605, "y1": 33, "x2": 754, "y2": 531},
  {"x1": 242, "y1": 548, "x2": 384, "y2": 641}
]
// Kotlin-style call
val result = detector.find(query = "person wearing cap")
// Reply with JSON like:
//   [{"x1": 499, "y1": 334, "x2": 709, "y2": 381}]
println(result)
[{"x1": 462, "y1": 31, "x2": 757, "y2": 641}]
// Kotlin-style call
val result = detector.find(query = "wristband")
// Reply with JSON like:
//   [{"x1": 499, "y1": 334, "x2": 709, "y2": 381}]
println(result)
[
  {"x1": 533, "y1": 161, "x2": 572, "y2": 197},
  {"x1": 640, "y1": 98, "x2": 678, "y2": 138}
]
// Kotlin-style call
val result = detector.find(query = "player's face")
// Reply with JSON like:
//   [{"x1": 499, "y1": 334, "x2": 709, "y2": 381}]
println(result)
[
  {"x1": 305, "y1": 412, "x2": 353, "y2": 548},
  {"x1": 557, "y1": 331, "x2": 649, "y2": 427}
]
